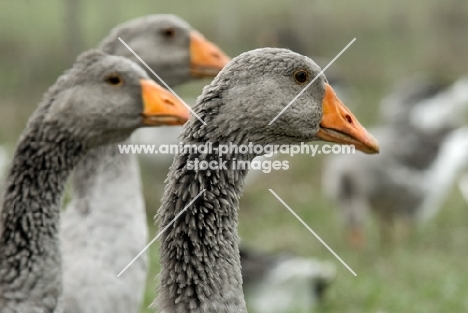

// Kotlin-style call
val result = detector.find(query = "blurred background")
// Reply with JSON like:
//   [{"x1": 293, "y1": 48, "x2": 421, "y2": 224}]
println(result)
[{"x1": 1, "y1": 0, "x2": 468, "y2": 312}]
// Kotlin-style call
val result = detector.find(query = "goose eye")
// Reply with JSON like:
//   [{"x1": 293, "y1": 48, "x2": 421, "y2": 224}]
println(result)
[
  {"x1": 105, "y1": 74, "x2": 124, "y2": 86},
  {"x1": 294, "y1": 70, "x2": 308, "y2": 84},
  {"x1": 162, "y1": 27, "x2": 175, "y2": 38}
]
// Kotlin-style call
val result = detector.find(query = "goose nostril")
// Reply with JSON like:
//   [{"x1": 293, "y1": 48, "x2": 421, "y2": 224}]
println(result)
[
  {"x1": 164, "y1": 98, "x2": 175, "y2": 107},
  {"x1": 211, "y1": 51, "x2": 220, "y2": 59},
  {"x1": 345, "y1": 114, "x2": 353, "y2": 124}
]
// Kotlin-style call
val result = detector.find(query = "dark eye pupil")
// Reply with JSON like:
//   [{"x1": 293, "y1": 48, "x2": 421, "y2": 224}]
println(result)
[
  {"x1": 108, "y1": 76, "x2": 121, "y2": 85},
  {"x1": 163, "y1": 28, "x2": 175, "y2": 37},
  {"x1": 295, "y1": 71, "x2": 307, "y2": 83}
]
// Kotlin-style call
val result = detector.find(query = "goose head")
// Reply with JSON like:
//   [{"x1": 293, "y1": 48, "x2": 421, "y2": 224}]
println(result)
[
  {"x1": 42, "y1": 50, "x2": 189, "y2": 147},
  {"x1": 192, "y1": 48, "x2": 379, "y2": 154},
  {"x1": 156, "y1": 48, "x2": 378, "y2": 313},
  {"x1": 99, "y1": 14, "x2": 230, "y2": 86}
]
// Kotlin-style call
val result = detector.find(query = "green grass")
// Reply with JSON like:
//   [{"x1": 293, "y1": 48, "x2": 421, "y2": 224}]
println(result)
[{"x1": 1, "y1": 0, "x2": 468, "y2": 312}]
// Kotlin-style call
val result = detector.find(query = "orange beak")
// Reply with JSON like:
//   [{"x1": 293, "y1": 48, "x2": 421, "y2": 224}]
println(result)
[
  {"x1": 316, "y1": 84, "x2": 379, "y2": 154},
  {"x1": 189, "y1": 31, "x2": 231, "y2": 77},
  {"x1": 140, "y1": 79, "x2": 190, "y2": 126}
]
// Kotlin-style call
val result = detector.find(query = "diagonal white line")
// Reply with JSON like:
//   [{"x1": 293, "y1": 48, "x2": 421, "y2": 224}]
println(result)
[
  {"x1": 117, "y1": 189, "x2": 206, "y2": 277},
  {"x1": 269, "y1": 189, "x2": 357, "y2": 276},
  {"x1": 118, "y1": 37, "x2": 207, "y2": 125},
  {"x1": 268, "y1": 38, "x2": 356, "y2": 125}
]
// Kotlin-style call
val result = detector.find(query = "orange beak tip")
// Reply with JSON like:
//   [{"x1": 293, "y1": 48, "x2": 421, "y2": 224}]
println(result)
[
  {"x1": 318, "y1": 84, "x2": 380, "y2": 154},
  {"x1": 140, "y1": 79, "x2": 190, "y2": 126},
  {"x1": 364, "y1": 134, "x2": 380, "y2": 154}
]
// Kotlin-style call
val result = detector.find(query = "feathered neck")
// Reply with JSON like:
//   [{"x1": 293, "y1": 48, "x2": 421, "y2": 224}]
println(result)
[
  {"x1": 155, "y1": 108, "x2": 254, "y2": 312},
  {"x1": 0, "y1": 122, "x2": 84, "y2": 312},
  {"x1": 70, "y1": 142, "x2": 134, "y2": 214}
]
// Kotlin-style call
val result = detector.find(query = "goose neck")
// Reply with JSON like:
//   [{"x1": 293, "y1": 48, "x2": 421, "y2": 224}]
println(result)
[
  {"x1": 0, "y1": 127, "x2": 84, "y2": 309},
  {"x1": 156, "y1": 148, "x2": 251, "y2": 312}
]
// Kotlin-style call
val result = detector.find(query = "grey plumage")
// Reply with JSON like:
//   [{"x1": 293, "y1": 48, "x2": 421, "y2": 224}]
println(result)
[
  {"x1": 60, "y1": 15, "x2": 228, "y2": 313},
  {"x1": 154, "y1": 48, "x2": 360, "y2": 313},
  {"x1": 0, "y1": 50, "x2": 160, "y2": 313}
]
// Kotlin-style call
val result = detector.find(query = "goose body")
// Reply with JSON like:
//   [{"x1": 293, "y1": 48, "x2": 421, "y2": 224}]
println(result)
[
  {"x1": 154, "y1": 48, "x2": 378, "y2": 312},
  {"x1": 0, "y1": 50, "x2": 188, "y2": 313},
  {"x1": 60, "y1": 15, "x2": 229, "y2": 313}
]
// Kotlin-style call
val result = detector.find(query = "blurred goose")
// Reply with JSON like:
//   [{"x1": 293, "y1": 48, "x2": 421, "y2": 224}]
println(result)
[
  {"x1": 325, "y1": 127, "x2": 468, "y2": 248},
  {"x1": 154, "y1": 48, "x2": 378, "y2": 312},
  {"x1": 241, "y1": 249, "x2": 335, "y2": 313},
  {"x1": 60, "y1": 15, "x2": 228, "y2": 313},
  {"x1": 0, "y1": 50, "x2": 187, "y2": 313},
  {"x1": 323, "y1": 76, "x2": 468, "y2": 248},
  {"x1": 100, "y1": 14, "x2": 230, "y2": 157}
]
